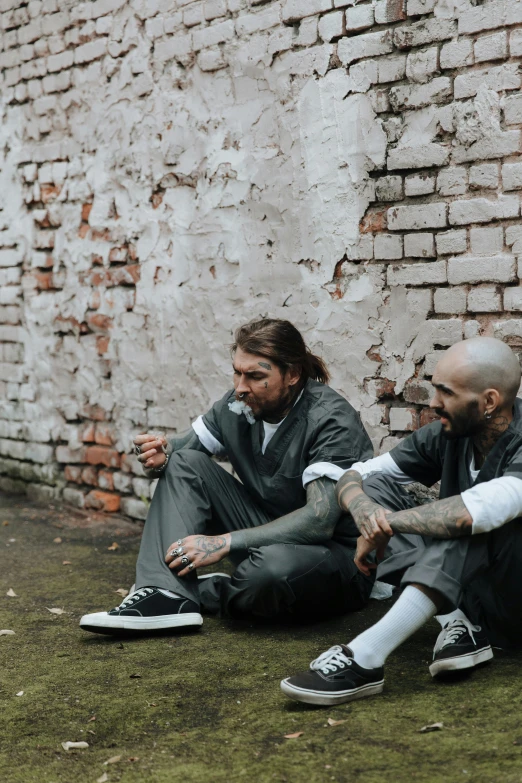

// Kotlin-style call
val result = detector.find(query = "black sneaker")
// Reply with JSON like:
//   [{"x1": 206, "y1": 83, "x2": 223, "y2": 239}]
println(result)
[
  {"x1": 280, "y1": 645, "x2": 384, "y2": 706},
  {"x1": 79, "y1": 587, "x2": 203, "y2": 634},
  {"x1": 429, "y1": 618, "x2": 493, "y2": 677}
]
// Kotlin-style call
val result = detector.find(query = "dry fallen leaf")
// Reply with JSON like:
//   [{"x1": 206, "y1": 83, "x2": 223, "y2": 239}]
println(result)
[
  {"x1": 16, "y1": 691, "x2": 24, "y2": 697},
  {"x1": 129, "y1": 673, "x2": 141, "y2": 679},
  {"x1": 419, "y1": 722, "x2": 443, "y2": 733},
  {"x1": 62, "y1": 560, "x2": 72, "y2": 566},
  {"x1": 46, "y1": 607, "x2": 66, "y2": 615},
  {"x1": 97, "y1": 774, "x2": 108, "y2": 783},
  {"x1": 327, "y1": 718, "x2": 347, "y2": 727},
  {"x1": 6, "y1": 588, "x2": 17, "y2": 597},
  {"x1": 53, "y1": 537, "x2": 62, "y2": 544},
  {"x1": 0, "y1": 630, "x2": 15, "y2": 636},
  {"x1": 2, "y1": 520, "x2": 9, "y2": 526},
  {"x1": 88, "y1": 715, "x2": 96, "y2": 722},
  {"x1": 128, "y1": 757, "x2": 139, "y2": 762},
  {"x1": 107, "y1": 542, "x2": 119, "y2": 551},
  {"x1": 104, "y1": 755, "x2": 122, "y2": 765},
  {"x1": 115, "y1": 588, "x2": 129, "y2": 598},
  {"x1": 61, "y1": 741, "x2": 89, "y2": 751},
  {"x1": 283, "y1": 732, "x2": 304, "y2": 739}
]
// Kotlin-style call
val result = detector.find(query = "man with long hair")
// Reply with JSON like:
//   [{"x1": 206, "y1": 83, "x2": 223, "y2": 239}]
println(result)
[
  {"x1": 281, "y1": 337, "x2": 522, "y2": 706},
  {"x1": 80, "y1": 318, "x2": 374, "y2": 633}
]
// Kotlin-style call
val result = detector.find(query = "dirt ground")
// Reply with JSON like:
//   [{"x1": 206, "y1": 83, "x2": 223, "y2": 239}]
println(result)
[{"x1": 1, "y1": 492, "x2": 521, "y2": 783}]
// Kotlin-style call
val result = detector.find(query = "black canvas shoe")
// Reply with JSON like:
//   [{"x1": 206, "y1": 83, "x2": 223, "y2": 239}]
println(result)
[
  {"x1": 79, "y1": 587, "x2": 203, "y2": 634},
  {"x1": 280, "y1": 645, "x2": 384, "y2": 706},
  {"x1": 429, "y1": 618, "x2": 493, "y2": 677}
]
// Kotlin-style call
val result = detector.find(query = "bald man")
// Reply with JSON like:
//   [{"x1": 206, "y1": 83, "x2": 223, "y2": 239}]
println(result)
[{"x1": 281, "y1": 337, "x2": 522, "y2": 706}]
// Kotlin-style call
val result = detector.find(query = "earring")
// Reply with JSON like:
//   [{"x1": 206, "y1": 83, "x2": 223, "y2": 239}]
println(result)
[{"x1": 485, "y1": 411, "x2": 492, "y2": 420}]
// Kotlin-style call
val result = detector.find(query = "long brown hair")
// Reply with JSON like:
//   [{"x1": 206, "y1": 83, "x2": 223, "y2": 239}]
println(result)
[{"x1": 232, "y1": 319, "x2": 330, "y2": 384}]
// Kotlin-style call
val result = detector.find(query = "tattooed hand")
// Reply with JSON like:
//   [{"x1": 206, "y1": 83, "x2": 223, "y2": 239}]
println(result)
[
  {"x1": 165, "y1": 534, "x2": 231, "y2": 577},
  {"x1": 353, "y1": 534, "x2": 387, "y2": 577},
  {"x1": 336, "y1": 470, "x2": 392, "y2": 548}
]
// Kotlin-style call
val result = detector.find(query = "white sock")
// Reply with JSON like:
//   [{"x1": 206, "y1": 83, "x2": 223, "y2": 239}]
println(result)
[
  {"x1": 435, "y1": 608, "x2": 468, "y2": 628},
  {"x1": 349, "y1": 586, "x2": 438, "y2": 669}
]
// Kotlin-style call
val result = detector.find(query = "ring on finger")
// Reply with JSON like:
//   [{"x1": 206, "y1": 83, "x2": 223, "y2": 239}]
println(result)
[
  {"x1": 172, "y1": 546, "x2": 184, "y2": 557},
  {"x1": 188, "y1": 563, "x2": 195, "y2": 571},
  {"x1": 180, "y1": 555, "x2": 190, "y2": 567},
  {"x1": 134, "y1": 445, "x2": 141, "y2": 456}
]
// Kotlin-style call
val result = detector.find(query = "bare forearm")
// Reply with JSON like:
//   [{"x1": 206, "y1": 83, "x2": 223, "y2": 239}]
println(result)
[
  {"x1": 230, "y1": 478, "x2": 341, "y2": 550},
  {"x1": 387, "y1": 496, "x2": 472, "y2": 538}
]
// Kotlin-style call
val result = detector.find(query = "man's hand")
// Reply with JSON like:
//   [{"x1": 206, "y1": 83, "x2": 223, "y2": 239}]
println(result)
[
  {"x1": 354, "y1": 533, "x2": 390, "y2": 576},
  {"x1": 350, "y1": 495, "x2": 393, "y2": 549},
  {"x1": 165, "y1": 534, "x2": 231, "y2": 577},
  {"x1": 134, "y1": 433, "x2": 167, "y2": 470}
]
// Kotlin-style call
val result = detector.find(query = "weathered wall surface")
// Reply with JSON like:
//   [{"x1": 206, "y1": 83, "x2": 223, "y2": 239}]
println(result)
[{"x1": 0, "y1": 0, "x2": 521, "y2": 517}]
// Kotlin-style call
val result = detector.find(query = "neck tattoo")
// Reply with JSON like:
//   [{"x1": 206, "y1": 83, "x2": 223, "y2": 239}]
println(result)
[{"x1": 473, "y1": 413, "x2": 511, "y2": 462}]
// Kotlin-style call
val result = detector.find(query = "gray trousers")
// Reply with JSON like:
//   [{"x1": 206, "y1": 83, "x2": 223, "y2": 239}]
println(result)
[
  {"x1": 135, "y1": 449, "x2": 374, "y2": 620},
  {"x1": 364, "y1": 474, "x2": 522, "y2": 649}
]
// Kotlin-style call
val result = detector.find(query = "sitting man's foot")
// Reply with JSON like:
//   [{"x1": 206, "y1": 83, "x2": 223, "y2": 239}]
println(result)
[
  {"x1": 280, "y1": 645, "x2": 384, "y2": 706},
  {"x1": 79, "y1": 587, "x2": 203, "y2": 634},
  {"x1": 430, "y1": 617, "x2": 493, "y2": 677}
]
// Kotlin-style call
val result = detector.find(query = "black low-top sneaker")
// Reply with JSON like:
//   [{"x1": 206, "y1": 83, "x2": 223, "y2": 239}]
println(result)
[
  {"x1": 429, "y1": 618, "x2": 493, "y2": 677},
  {"x1": 79, "y1": 587, "x2": 203, "y2": 634},
  {"x1": 280, "y1": 645, "x2": 384, "y2": 706}
]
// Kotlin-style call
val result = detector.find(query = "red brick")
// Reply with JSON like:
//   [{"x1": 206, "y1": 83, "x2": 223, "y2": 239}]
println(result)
[
  {"x1": 41, "y1": 184, "x2": 62, "y2": 203},
  {"x1": 33, "y1": 270, "x2": 54, "y2": 290},
  {"x1": 376, "y1": 0, "x2": 405, "y2": 24},
  {"x1": 64, "y1": 465, "x2": 82, "y2": 483},
  {"x1": 81, "y1": 422, "x2": 96, "y2": 442},
  {"x1": 85, "y1": 445, "x2": 120, "y2": 468},
  {"x1": 360, "y1": 207, "x2": 387, "y2": 234},
  {"x1": 95, "y1": 423, "x2": 114, "y2": 446},
  {"x1": 96, "y1": 335, "x2": 110, "y2": 355},
  {"x1": 420, "y1": 407, "x2": 440, "y2": 427},
  {"x1": 120, "y1": 454, "x2": 134, "y2": 474},
  {"x1": 85, "y1": 490, "x2": 121, "y2": 513},
  {"x1": 90, "y1": 269, "x2": 110, "y2": 286},
  {"x1": 110, "y1": 264, "x2": 141, "y2": 286},
  {"x1": 375, "y1": 378, "x2": 396, "y2": 399},
  {"x1": 87, "y1": 313, "x2": 113, "y2": 332},
  {"x1": 83, "y1": 404, "x2": 107, "y2": 421},
  {"x1": 81, "y1": 465, "x2": 98, "y2": 486},
  {"x1": 78, "y1": 223, "x2": 90, "y2": 239},
  {"x1": 109, "y1": 246, "x2": 127, "y2": 263},
  {"x1": 128, "y1": 243, "x2": 138, "y2": 261},
  {"x1": 98, "y1": 470, "x2": 115, "y2": 491},
  {"x1": 81, "y1": 203, "x2": 92, "y2": 222}
]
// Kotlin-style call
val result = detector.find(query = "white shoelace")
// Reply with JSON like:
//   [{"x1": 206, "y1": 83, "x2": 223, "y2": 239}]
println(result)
[
  {"x1": 115, "y1": 587, "x2": 154, "y2": 610},
  {"x1": 310, "y1": 645, "x2": 352, "y2": 675},
  {"x1": 434, "y1": 618, "x2": 481, "y2": 654}
]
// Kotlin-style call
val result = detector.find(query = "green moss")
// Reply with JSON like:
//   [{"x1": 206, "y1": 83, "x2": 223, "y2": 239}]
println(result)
[{"x1": 1, "y1": 494, "x2": 521, "y2": 783}]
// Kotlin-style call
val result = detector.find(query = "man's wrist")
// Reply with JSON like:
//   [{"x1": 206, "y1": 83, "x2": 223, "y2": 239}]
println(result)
[{"x1": 229, "y1": 530, "x2": 247, "y2": 551}]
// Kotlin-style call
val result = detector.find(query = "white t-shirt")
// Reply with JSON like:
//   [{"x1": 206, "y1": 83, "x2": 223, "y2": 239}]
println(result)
[{"x1": 344, "y1": 452, "x2": 522, "y2": 535}]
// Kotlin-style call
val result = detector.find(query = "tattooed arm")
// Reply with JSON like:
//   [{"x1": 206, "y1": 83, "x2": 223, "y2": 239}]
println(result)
[
  {"x1": 229, "y1": 478, "x2": 342, "y2": 551},
  {"x1": 335, "y1": 469, "x2": 393, "y2": 550},
  {"x1": 387, "y1": 495, "x2": 472, "y2": 538},
  {"x1": 165, "y1": 479, "x2": 342, "y2": 574}
]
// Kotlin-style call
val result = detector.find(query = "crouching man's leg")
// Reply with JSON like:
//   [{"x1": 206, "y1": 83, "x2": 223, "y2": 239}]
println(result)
[
  {"x1": 280, "y1": 532, "x2": 497, "y2": 706},
  {"x1": 198, "y1": 541, "x2": 374, "y2": 620},
  {"x1": 80, "y1": 449, "x2": 270, "y2": 635}
]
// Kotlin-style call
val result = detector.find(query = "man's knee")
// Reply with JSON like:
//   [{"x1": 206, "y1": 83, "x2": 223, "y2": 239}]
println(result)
[
  {"x1": 166, "y1": 448, "x2": 214, "y2": 475},
  {"x1": 362, "y1": 473, "x2": 415, "y2": 512},
  {"x1": 239, "y1": 545, "x2": 291, "y2": 589}
]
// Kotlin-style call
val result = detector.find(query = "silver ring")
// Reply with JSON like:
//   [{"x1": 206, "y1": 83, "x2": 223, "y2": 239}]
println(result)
[
  {"x1": 180, "y1": 556, "x2": 190, "y2": 567},
  {"x1": 173, "y1": 546, "x2": 184, "y2": 557},
  {"x1": 176, "y1": 540, "x2": 183, "y2": 546},
  {"x1": 134, "y1": 445, "x2": 141, "y2": 456},
  {"x1": 188, "y1": 563, "x2": 195, "y2": 571}
]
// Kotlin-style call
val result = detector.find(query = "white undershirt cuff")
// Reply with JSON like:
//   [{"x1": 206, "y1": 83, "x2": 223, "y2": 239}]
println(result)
[
  {"x1": 461, "y1": 475, "x2": 522, "y2": 534},
  {"x1": 192, "y1": 416, "x2": 227, "y2": 456}
]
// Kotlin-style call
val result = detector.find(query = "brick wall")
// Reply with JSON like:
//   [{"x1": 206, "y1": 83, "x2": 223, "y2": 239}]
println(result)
[{"x1": 0, "y1": 0, "x2": 520, "y2": 517}]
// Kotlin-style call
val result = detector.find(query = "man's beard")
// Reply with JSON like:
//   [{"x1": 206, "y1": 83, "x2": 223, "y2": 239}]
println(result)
[
  {"x1": 236, "y1": 386, "x2": 297, "y2": 423},
  {"x1": 436, "y1": 399, "x2": 484, "y2": 440}
]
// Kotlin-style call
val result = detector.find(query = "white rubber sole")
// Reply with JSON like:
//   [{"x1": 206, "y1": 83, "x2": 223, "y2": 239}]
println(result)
[
  {"x1": 429, "y1": 646, "x2": 493, "y2": 677},
  {"x1": 79, "y1": 611, "x2": 203, "y2": 634},
  {"x1": 280, "y1": 678, "x2": 384, "y2": 706},
  {"x1": 198, "y1": 572, "x2": 231, "y2": 580}
]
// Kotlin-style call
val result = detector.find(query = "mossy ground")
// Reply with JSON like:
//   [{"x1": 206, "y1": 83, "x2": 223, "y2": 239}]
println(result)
[{"x1": 1, "y1": 493, "x2": 521, "y2": 783}]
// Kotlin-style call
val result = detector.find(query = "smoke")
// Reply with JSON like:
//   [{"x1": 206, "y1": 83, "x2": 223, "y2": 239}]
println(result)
[{"x1": 228, "y1": 399, "x2": 256, "y2": 425}]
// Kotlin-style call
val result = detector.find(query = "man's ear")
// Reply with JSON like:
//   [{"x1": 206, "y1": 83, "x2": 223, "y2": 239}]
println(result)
[
  {"x1": 484, "y1": 388, "x2": 501, "y2": 416},
  {"x1": 286, "y1": 365, "x2": 301, "y2": 387}
]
